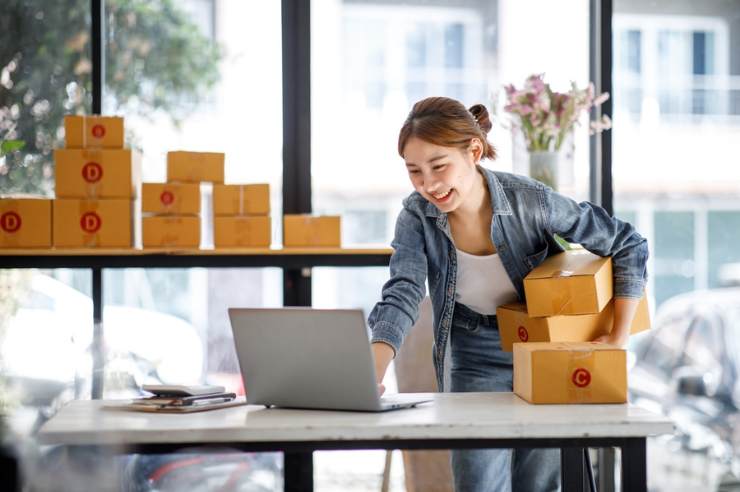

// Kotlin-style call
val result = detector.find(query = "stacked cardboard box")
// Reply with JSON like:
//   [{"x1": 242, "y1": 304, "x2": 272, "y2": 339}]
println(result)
[
  {"x1": 141, "y1": 183, "x2": 201, "y2": 248},
  {"x1": 53, "y1": 116, "x2": 140, "y2": 248},
  {"x1": 0, "y1": 197, "x2": 53, "y2": 248},
  {"x1": 140, "y1": 152, "x2": 225, "y2": 248},
  {"x1": 283, "y1": 215, "x2": 341, "y2": 248},
  {"x1": 213, "y1": 183, "x2": 271, "y2": 248},
  {"x1": 497, "y1": 249, "x2": 650, "y2": 404}
]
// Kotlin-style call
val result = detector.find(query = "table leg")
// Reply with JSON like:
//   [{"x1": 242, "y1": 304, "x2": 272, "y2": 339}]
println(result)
[
  {"x1": 597, "y1": 447, "x2": 616, "y2": 492},
  {"x1": 561, "y1": 447, "x2": 586, "y2": 492},
  {"x1": 621, "y1": 438, "x2": 647, "y2": 492},
  {"x1": 284, "y1": 451, "x2": 313, "y2": 492},
  {"x1": 91, "y1": 267, "x2": 104, "y2": 399}
]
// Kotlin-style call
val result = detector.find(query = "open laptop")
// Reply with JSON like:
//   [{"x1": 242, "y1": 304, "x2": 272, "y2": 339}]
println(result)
[{"x1": 228, "y1": 307, "x2": 431, "y2": 412}]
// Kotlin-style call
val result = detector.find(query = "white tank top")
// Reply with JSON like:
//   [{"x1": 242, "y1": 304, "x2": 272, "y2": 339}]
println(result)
[{"x1": 454, "y1": 248, "x2": 519, "y2": 315}]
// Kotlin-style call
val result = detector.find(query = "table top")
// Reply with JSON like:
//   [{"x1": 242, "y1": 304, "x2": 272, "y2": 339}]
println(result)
[{"x1": 38, "y1": 393, "x2": 674, "y2": 446}]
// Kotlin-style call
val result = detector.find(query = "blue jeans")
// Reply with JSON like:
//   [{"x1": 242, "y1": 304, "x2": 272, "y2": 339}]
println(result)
[{"x1": 449, "y1": 302, "x2": 561, "y2": 492}]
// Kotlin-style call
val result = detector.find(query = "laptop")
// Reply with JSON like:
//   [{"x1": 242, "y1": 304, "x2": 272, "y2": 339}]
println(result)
[{"x1": 228, "y1": 307, "x2": 432, "y2": 412}]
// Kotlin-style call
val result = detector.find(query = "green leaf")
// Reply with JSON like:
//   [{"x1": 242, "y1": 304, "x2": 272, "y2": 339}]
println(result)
[{"x1": 0, "y1": 140, "x2": 25, "y2": 157}]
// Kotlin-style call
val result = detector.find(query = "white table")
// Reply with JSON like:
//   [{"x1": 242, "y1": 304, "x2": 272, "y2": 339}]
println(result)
[{"x1": 38, "y1": 392, "x2": 673, "y2": 491}]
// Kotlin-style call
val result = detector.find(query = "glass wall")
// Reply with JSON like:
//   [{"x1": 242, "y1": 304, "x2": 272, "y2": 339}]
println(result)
[
  {"x1": 311, "y1": 1, "x2": 590, "y2": 488},
  {"x1": 1, "y1": 0, "x2": 92, "y2": 430},
  {"x1": 614, "y1": 1, "x2": 740, "y2": 490},
  {"x1": 100, "y1": 0, "x2": 284, "y2": 395}
]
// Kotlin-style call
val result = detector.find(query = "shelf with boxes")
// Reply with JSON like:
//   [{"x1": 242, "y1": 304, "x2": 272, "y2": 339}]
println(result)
[
  {"x1": 0, "y1": 114, "x2": 391, "y2": 266},
  {"x1": 0, "y1": 114, "x2": 392, "y2": 399}
]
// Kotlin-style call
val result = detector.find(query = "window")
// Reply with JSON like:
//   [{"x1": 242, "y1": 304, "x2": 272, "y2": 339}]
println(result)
[{"x1": 614, "y1": 3, "x2": 740, "y2": 312}]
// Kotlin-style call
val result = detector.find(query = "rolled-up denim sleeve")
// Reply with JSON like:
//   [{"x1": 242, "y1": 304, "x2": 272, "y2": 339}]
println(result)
[
  {"x1": 368, "y1": 207, "x2": 428, "y2": 356},
  {"x1": 544, "y1": 187, "x2": 648, "y2": 299}
]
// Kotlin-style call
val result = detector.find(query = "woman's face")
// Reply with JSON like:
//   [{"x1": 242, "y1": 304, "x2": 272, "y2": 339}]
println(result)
[{"x1": 403, "y1": 136, "x2": 482, "y2": 213}]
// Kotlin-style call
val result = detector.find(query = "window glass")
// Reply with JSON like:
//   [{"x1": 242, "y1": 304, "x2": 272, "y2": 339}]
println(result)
[
  {"x1": 101, "y1": 0, "x2": 284, "y2": 395},
  {"x1": 613, "y1": 2, "x2": 740, "y2": 310}
]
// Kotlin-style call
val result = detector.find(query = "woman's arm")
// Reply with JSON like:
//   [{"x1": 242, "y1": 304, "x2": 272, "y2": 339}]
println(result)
[
  {"x1": 367, "y1": 206, "x2": 429, "y2": 378},
  {"x1": 544, "y1": 187, "x2": 648, "y2": 347},
  {"x1": 592, "y1": 297, "x2": 640, "y2": 347}
]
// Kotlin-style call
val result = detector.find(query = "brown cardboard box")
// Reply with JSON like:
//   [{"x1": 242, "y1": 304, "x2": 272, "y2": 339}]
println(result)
[
  {"x1": 283, "y1": 215, "x2": 341, "y2": 247},
  {"x1": 497, "y1": 294, "x2": 650, "y2": 352},
  {"x1": 213, "y1": 184, "x2": 270, "y2": 216},
  {"x1": 0, "y1": 197, "x2": 52, "y2": 248},
  {"x1": 513, "y1": 341, "x2": 627, "y2": 404},
  {"x1": 142, "y1": 216, "x2": 200, "y2": 248},
  {"x1": 64, "y1": 115, "x2": 124, "y2": 149},
  {"x1": 142, "y1": 183, "x2": 200, "y2": 215},
  {"x1": 214, "y1": 216, "x2": 271, "y2": 248},
  {"x1": 523, "y1": 250, "x2": 613, "y2": 317},
  {"x1": 166, "y1": 151, "x2": 225, "y2": 183},
  {"x1": 53, "y1": 199, "x2": 132, "y2": 248},
  {"x1": 55, "y1": 149, "x2": 141, "y2": 198}
]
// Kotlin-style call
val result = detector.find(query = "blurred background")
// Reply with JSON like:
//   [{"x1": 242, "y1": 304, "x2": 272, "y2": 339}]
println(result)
[{"x1": 1, "y1": 0, "x2": 740, "y2": 490}]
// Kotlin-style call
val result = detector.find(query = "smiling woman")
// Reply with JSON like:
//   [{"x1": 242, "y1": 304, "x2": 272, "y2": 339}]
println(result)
[{"x1": 368, "y1": 95, "x2": 649, "y2": 491}]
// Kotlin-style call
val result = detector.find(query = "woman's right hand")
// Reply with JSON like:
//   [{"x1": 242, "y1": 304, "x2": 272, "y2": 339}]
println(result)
[{"x1": 371, "y1": 342, "x2": 395, "y2": 395}]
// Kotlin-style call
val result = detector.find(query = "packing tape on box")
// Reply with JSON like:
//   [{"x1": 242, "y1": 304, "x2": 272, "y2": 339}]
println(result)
[
  {"x1": 81, "y1": 117, "x2": 105, "y2": 149},
  {"x1": 161, "y1": 218, "x2": 182, "y2": 247},
  {"x1": 1, "y1": 203, "x2": 20, "y2": 246},
  {"x1": 239, "y1": 185, "x2": 244, "y2": 216},
  {"x1": 305, "y1": 216, "x2": 323, "y2": 246},
  {"x1": 83, "y1": 149, "x2": 104, "y2": 198},
  {"x1": 236, "y1": 217, "x2": 253, "y2": 241},
  {"x1": 566, "y1": 348, "x2": 595, "y2": 403},
  {"x1": 78, "y1": 200, "x2": 101, "y2": 247},
  {"x1": 550, "y1": 273, "x2": 574, "y2": 315}
]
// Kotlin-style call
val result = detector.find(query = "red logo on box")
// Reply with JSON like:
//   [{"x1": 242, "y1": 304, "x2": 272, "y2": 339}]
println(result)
[
  {"x1": 0, "y1": 212, "x2": 22, "y2": 233},
  {"x1": 91, "y1": 124, "x2": 106, "y2": 138},
  {"x1": 82, "y1": 162, "x2": 103, "y2": 183},
  {"x1": 80, "y1": 212, "x2": 102, "y2": 233},
  {"x1": 517, "y1": 326, "x2": 529, "y2": 342},
  {"x1": 572, "y1": 368, "x2": 591, "y2": 388},
  {"x1": 160, "y1": 190, "x2": 175, "y2": 205}
]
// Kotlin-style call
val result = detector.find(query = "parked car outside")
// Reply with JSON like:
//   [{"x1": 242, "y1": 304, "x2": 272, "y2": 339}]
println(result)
[{"x1": 629, "y1": 287, "x2": 740, "y2": 491}]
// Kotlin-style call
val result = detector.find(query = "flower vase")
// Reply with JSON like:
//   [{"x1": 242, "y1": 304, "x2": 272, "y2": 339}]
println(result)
[{"x1": 528, "y1": 150, "x2": 560, "y2": 190}]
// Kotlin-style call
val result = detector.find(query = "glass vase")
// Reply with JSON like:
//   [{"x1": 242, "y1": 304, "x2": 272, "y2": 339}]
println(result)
[{"x1": 528, "y1": 150, "x2": 560, "y2": 190}]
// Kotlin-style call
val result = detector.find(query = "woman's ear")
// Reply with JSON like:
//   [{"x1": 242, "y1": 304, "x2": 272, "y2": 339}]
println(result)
[{"x1": 469, "y1": 138, "x2": 483, "y2": 164}]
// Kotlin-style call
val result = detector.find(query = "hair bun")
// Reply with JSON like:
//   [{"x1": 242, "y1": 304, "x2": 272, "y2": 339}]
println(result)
[{"x1": 468, "y1": 104, "x2": 492, "y2": 134}]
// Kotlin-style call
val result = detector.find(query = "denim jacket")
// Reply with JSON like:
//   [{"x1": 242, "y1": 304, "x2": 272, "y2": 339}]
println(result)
[{"x1": 368, "y1": 166, "x2": 649, "y2": 391}]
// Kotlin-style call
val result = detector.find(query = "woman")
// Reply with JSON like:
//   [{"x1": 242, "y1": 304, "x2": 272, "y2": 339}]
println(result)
[{"x1": 368, "y1": 96, "x2": 648, "y2": 492}]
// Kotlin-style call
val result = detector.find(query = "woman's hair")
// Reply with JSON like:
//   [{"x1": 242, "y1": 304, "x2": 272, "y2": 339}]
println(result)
[{"x1": 398, "y1": 96, "x2": 497, "y2": 160}]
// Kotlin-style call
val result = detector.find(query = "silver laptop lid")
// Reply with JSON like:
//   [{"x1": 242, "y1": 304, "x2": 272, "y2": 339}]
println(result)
[{"x1": 228, "y1": 307, "x2": 383, "y2": 411}]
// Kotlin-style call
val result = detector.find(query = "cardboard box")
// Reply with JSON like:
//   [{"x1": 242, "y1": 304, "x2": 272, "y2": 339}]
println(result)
[
  {"x1": 54, "y1": 149, "x2": 141, "y2": 198},
  {"x1": 523, "y1": 250, "x2": 613, "y2": 317},
  {"x1": 53, "y1": 199, "x2": 132, "y2": 248},
  {"x1": 213, "y1": 184, "x2": 270, "y2": 216},
  {"x1": 283, "y1": 215, "x2": 341, "y2": 247},
  {"x1": 142, "y1": 216, "x2": 200, "y2": 248},
  {"x1": 167, "y1": 151, "x2": 224, "y2": 183},
  {"x1": 142, "y1": 183, "x2": 200, "y2": 215},
  {"x1": 0, "y1": 197, "x2": 52, "y2": 248},
  {"x1": 513, "y1": 342, "x2": 627, "y2": 404},
  {"x1": 497, "y1": 294, "x2": 650, "y2": 352},
  {"x1": 64, "y1": 115, "x2": 124, "y2": 149},
  {"x1": 214, "y1": 216, "x2": 271, "y2": 248}
]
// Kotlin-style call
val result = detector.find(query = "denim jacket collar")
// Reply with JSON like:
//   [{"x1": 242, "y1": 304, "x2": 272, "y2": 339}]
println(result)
[{"x1": 423, "y1": 165, "x2": 513, "y2": 218}]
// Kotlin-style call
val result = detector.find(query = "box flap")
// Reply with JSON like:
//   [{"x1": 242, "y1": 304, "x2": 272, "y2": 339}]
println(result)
[
  {"x1": 526, "y1": 250, "x2": 609, "y2": 280},
  {"x1": 497, "y1": 302, "x2": 527, "y2": 313}
]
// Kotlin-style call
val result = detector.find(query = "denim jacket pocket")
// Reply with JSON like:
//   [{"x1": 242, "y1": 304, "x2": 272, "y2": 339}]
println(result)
[
  {"x1": 524, "y1": 246, "x2": 548, "y2": 270},
  {"x1": 452, "y1": 316, "x2": 479, "y2": 334}
]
